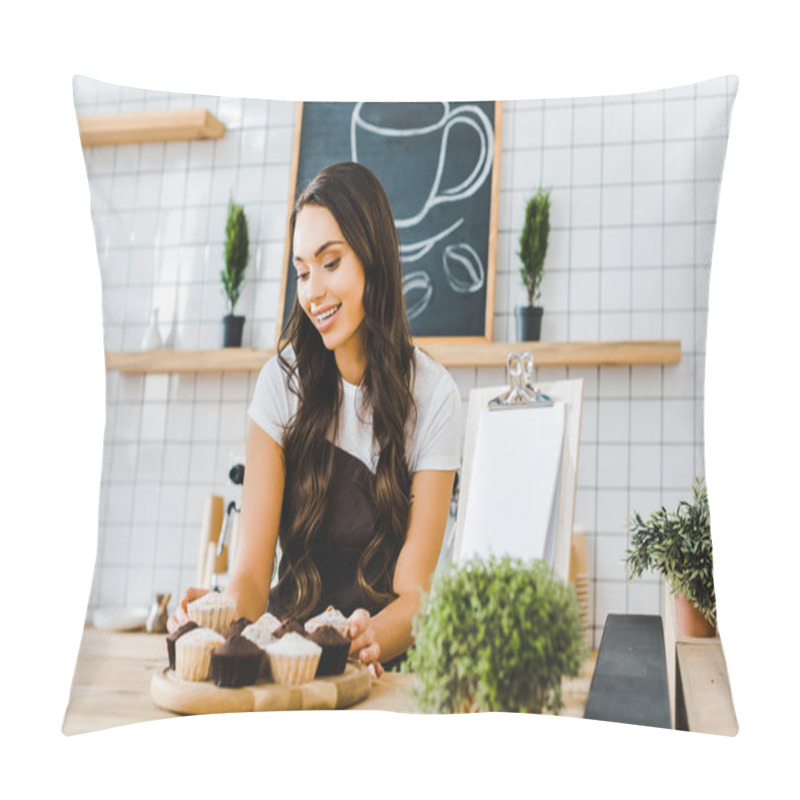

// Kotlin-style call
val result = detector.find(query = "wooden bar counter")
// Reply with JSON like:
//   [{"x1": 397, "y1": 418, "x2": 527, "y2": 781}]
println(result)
[{"x1": 62, "y1": 626, "x2": 595, "y2": 735}]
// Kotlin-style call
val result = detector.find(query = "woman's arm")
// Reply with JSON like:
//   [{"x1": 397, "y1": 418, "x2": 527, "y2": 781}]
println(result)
[
  {"x1": 350, "y1": 468, "x2": 455, "y2": 665},
  {"x1": 225, "y1": 420, "x2": 286, "y2": 620}
]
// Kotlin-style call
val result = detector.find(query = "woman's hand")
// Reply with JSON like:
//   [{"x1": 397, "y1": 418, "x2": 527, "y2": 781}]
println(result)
[
  {"x1": 166, "y1": 587, "x2": 209, "y2": 634},
  {"x1": 347, "y1": 608, "x2": 384, "y2": 678}
]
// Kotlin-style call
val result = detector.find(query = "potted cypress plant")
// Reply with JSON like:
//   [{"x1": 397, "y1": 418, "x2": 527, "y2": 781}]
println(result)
[
  {"x1": 624, "y1": 478, "x2": 717, "y2": 637},
  {"x1": 516, "y1": 187, "x2": 551, "y2": 341},
  {"x1": 221, "y1": 199, "x2": 250, "y2": 347},
  {"x1": 404, "y1": 554, "x2": 585, "y2": 714}
]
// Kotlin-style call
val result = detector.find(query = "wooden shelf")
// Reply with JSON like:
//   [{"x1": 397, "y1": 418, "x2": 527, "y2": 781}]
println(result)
[
  {"x1": 78, "y1": 109, "x2": 226, "y2": 147},
  {"x1": 105, "y1": 340, "x2": 681, "y2": 374},
  {"x1": 415, "y1": 339, "x2": 681, "y2": 368}
]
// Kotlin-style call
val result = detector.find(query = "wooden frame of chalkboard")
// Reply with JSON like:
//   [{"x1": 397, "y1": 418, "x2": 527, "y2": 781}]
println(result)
[{"x1": 276, "y1": 101, "x2": 503, "y2": 347}]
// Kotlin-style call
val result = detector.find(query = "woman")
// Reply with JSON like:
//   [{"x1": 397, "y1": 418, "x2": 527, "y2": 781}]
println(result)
[{"x1": 169, "y1": 162, "x2": 461, "y2": 675}]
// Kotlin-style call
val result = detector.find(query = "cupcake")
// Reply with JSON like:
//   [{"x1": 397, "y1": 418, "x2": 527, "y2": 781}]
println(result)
[
  {"x1": 251, "y1": 611, "x2": 282, "y2": 636},
  {"x1": 210, "y1": 635, "x2": 264, "y2": 688},
  {"x1": 241, "y1": 623, "x2": 273, "y2": 649},
  {"x1": 223, "y1": 616, "x2": 253, "y2": 639},
  {"x1": 175, "y1": 627, "x2": 225, "y2": 681},
  {"x1": 240, "y1": 624, "x2": 274, "y2": 679},
  {"x1": 307, "y1": 625, "x2": 350, "y2": 677},
  {"x1": 304, "y1": 605, "x2": 350, "y2": 639},
  {"x1": 186, "y1": 591, "x2": 236, "y2": 634},
  {"x1": 272, "y1": 618, "x2": 307, "y2": 639},
  {"x1": 265, "y1": 632, "x2": 322, "y2": 685},
  {"x1": 166, "y1": 621, "x2": 199, "y2": 671}
]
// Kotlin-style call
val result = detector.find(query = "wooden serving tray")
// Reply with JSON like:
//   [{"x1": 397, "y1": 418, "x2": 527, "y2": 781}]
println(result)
[{"x1": 150, "y1": 662, "x2": 371, "y2": 714}]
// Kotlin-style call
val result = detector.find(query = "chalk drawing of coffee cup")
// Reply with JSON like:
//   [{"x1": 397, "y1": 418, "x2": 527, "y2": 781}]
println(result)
[
  {"x1": 400, "y1": 217, "x2": 464, "y2": 263},
  {"x1": 403, "y1": 271, "x2": 433, "y2": 320},
  {"x1": 443, "y1": 242, "x2": 485, "y2": 294},
  {"x1": 351, "y1": 102, "x2": 493, "y2": 229}
]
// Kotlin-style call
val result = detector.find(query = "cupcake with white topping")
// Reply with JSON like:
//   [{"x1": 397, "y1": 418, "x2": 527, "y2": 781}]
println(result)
[
  {"x1": 241, "y1": 623, "x2": 275, "y2": 651},
  {"x1": 175, "y1": 627, "x2": 225, "y2": 681},
  {"x1": 251, "y1": 611, "x2": 282, "y2": 637},
  {"x1": 241, "y1": 623, "x2": 276, "y2": 678},
  {"x1": 304, "y1": 605, "x2": 350, "y2": 639},
  {"x1": 186, "y1": 591, "x2": 236, "y2": 634},
  {"x1": 265, "y1": 632, "x2": 322, "y2": 685}
]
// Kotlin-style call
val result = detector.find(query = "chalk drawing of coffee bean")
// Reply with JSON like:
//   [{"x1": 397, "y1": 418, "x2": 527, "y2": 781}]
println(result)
[
  {"x1": 443, "y1": 243, "x2": 485, "y2": 294},
  {"x1": 403, "y1": 271, "x2": 433, "y2": 320}
]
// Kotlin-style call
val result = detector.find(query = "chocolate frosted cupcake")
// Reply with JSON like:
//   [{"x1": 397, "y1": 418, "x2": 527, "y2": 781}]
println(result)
[
  {"x1": 307, "y1": 625, "x2": 350, "y2": 677},
  {"x1": 187, "y1": 591, "x2": 236, "y2": 634},
  {"x1": 272, "y1": 618, "x2": 306, "y2": 639},
  {"x1": 223, "y1": 617, "x2": 253, "y2": 639},
  {"x1": 304, "y1": 605, "x2": 350, "y2": 639},
  {"x1": 210, "y1": 635, "x2": 264, "y2": 688},
  {"x1": 166, "y1": 621, "x2": 199, "y2": 671},
  {"x1": 241, "y1": 624, "x2": 274, "y2": 679},
  {"x1": 175, "y1": 627, "x2": 225, "y2": 681},
  {"x1": 265, "y1": 632, "x2": 322, "y2": 685}
]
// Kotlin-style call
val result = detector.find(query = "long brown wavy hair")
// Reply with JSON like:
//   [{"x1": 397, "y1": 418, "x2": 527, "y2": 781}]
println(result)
[{"x1": 276, "y1": 161, "x2": 416, "y2": 620}]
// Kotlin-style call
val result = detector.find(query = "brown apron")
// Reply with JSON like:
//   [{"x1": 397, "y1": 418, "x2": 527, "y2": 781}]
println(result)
[{"x1": 267, "y1": 444, "x2": 391, "y2": 623}]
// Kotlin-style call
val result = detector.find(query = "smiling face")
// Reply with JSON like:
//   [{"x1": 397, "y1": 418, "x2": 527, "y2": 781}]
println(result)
[{"x1": 292, "y1": 204, "x2": 367, "y2": 380}]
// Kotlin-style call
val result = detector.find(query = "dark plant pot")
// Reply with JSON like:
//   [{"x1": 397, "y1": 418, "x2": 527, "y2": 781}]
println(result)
[
  {"x1": 223, "y1": 314, "x2": 245, "y2": 347},
  {"x1": 515, "y1": 306, "x2": 544, "y2": 341}
]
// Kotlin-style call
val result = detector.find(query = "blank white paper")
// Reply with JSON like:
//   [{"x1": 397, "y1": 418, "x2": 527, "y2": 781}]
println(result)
[{"x1": 458, "y1": 401, "x2": 566, "y2": 564}]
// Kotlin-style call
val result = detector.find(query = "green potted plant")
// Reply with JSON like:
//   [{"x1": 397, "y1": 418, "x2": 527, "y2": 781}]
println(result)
[
  {"x1": 516, "y1": 187, "x2": 551, "y2": 341},
  {"x1": 221, "y1": 199, "x2": 250, "y2": 347},
  {"x1": 404, "y1": 554, "x2": 585, "y2": 714},
  {"x1": 624, "y1": 477, "x2": 717, "y2": 637}
]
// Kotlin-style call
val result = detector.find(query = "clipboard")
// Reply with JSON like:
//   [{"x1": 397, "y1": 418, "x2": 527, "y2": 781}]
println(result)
[{"x1": 451, "y1": 352, "x2": 583, "y2": 582}]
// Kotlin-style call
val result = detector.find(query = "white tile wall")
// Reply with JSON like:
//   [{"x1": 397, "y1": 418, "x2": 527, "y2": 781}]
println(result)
[{"x1": 75, "y1": 75, "x2": 737, "y2": 647}]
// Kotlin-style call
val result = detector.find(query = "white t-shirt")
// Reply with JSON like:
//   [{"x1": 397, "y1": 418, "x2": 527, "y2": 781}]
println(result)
[{"x1": 248, "y1": 346, "x2": 462, "y2": 474}]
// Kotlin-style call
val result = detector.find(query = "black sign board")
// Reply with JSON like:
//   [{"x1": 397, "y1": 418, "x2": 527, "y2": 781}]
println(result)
[{"x1": 277, "y1": 101, "x2": 502, "y2": 344}]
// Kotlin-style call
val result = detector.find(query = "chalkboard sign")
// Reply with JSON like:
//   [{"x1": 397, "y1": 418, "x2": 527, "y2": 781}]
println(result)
[{"x1": 277, "y1": 101, "x2": 502, "y2": 343}]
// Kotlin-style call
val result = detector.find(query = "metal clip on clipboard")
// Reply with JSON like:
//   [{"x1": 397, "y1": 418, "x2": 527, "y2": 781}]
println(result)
[{"x1": 488, "y1": 351, "x2": 553, "y2": 411}]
